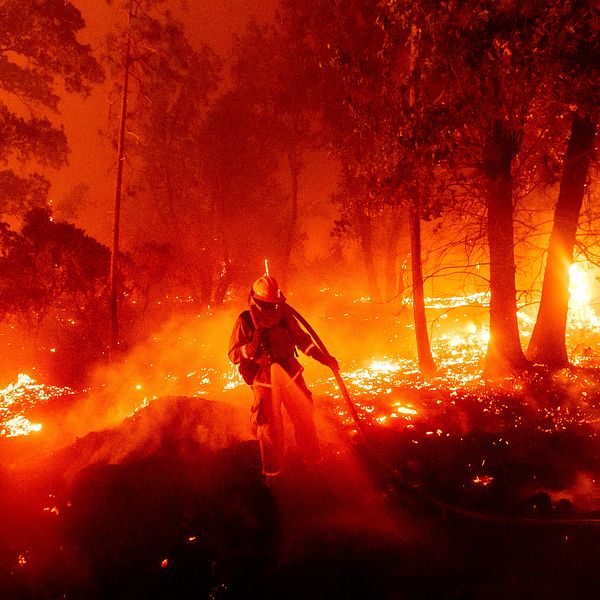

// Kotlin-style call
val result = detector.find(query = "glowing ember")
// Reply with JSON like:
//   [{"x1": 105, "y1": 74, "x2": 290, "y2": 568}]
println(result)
[
  {"x1": 394, "y1": 405, "x2": 418, "y2": 416},
  {"x1": 423, "y1": 291, "x2": 489, "y2": 310},
  {"x1": 368, "y1": 360, "x2": 400, "y2": 374},
  {"x1": 473, "y1": 475, "x2": 494, "y2": 486},
  {"x1": 0, "y1": 373, "x2": 74, "y2": 438}
]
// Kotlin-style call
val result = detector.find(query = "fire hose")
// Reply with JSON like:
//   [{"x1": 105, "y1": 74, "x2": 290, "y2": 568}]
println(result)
[{"x1": 288, "y1": 304, "x2": 600, "y2": 527}]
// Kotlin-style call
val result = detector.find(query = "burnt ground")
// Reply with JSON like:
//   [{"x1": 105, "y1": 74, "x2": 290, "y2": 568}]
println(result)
[{"x1": 3, "y1": 394, "x2": 600, "y2": 599}]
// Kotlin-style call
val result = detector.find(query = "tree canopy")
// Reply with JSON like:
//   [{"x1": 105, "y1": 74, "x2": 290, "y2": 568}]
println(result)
[{"x1": 0, "y1": 0, "x2": 104, "y2": 218}]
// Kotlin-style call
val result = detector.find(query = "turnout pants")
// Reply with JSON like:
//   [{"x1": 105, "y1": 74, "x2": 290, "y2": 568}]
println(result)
[{"x1": 251, "y1": 369, "x2": 320, "y2": 476}]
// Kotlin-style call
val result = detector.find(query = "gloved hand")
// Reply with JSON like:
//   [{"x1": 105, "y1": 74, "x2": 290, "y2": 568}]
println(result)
[
  {"x1": 246, "y1": 327, "x2": 270, "y2": 359},
  {"x1": 323, "y1": 354, "x2": 339, "y2": 371},
  {"x1": 310, "y1": 347, "x2": 339, "y2": 371}
]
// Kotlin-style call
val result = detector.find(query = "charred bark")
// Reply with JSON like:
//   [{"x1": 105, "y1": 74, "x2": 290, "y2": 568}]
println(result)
[
  {"x1": 409, "y1": 206, "x2": 437, "y2": 376},
  {"x1": 483, "y1": 123, "x2": 529, "y2": 375},
  {"x1": 527, "y1": 110, "x2": 598, "y2": 368}
]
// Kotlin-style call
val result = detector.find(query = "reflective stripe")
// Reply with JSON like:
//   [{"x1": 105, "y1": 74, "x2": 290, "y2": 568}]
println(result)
[
  {"x1": 241, "y1": 344, "x2": 250, "y2": 359},
  {"x1": 254, "y1": 380, "x2": 272, "y2": 389},
  {"x1": 305, "y1": 342, "x2": 316, "y2": 354}
]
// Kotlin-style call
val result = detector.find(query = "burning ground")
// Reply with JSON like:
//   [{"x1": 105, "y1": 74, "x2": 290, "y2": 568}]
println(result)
[{"x1": 4, "y1": 293, "x2": 600, "y2": 598}]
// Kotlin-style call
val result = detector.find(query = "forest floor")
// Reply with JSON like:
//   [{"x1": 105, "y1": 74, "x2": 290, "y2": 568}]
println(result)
[{"x1": 3, "y1": 364, "x2": 600, "y2": 599}]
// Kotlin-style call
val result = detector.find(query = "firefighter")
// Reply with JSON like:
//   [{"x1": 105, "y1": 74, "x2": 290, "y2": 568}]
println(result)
[{"x1": 228, "y1": 275, "x2": 338, "y2": 482}]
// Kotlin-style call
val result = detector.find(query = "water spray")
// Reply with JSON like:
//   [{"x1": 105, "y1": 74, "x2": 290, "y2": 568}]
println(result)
[{"x1": 286, "y1": 304, "x2": 369, "y2": 439}]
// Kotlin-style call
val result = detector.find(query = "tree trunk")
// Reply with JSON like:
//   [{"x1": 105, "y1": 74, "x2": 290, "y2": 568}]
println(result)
[
  {"x1": 213, "y1": 257, "x2": 233, "y2": 306},
  {"x1": 527, "y1": 110, "x2": 598, "y2": 367},
  {"x1": 109, "y1": 2, "x2": 133, "y2": 359},
  {"x1": 407, "y1": 23, "x2": 435, "y2": 375},
  {"x1": 384, "y1": 209, "x2": 403, "y2": 301},
  {"x1": 483, "y1": 127, "x2": 529, "y2": 375},
  {"x1": 358, "y1": 212, "x2": 382, "y2": 303},
  {"x1": 409, "y1": 206, "x2": 437, "y2": 376},
  {"x1": 281, "y1": 148, "x2": 300, "y2": 289}
]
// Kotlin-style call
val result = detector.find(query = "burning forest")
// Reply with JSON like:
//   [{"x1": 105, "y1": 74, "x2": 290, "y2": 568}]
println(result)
[{"x1": 1, "y1": 0, "x2": 600, "y2": 598}]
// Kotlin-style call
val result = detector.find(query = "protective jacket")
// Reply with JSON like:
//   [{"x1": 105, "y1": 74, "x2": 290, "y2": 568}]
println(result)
[{"x1": 228, "y1": 303, "x2": 318, "y2": 386}]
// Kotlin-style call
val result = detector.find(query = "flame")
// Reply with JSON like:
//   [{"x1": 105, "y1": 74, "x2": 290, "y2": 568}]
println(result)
[{"x1": 569, "y1": 263, "x2": 600, "y2": 328}]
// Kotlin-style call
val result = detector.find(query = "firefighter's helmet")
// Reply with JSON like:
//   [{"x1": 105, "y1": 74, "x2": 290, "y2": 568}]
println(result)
[{"x1": 251, "y1": 275, "x2": 282, "y2": 304}]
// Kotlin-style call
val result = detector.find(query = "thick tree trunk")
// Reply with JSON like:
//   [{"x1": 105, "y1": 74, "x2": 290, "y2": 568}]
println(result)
[
  {"x1": 483, "y1": 130, "x2": 529, "y2": 375},
  {"x1": 527, "y1": 110, "x2": 598, "y2": 367},
  {"x1": 409, "y1": 206, "x2": 437, "y2": 376},
  {"x1": 358, "y1": 212, "x2": 382, "y2": 303}
]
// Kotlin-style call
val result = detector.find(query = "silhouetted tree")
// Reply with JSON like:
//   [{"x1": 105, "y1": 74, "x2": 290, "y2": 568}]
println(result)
[
  {"x1": 127, "y1": 14, "x2": 221, "y2": 303},
  {"x1": 279, "y1": 0, "x2": 445, "y2": 373},
  {"x1": 0, "y1": 209, "x2": 110, "y2": 349},
  {"x1": 0, "y1": 0, "x2": 103, "y2": 218},
  {"x1": 231, "y1": 22, "x2": 319, "y2": 287},
  {"x1": 128, "y1": 241, "x2": 174, "y2": 324},
  {"x1": 527, "y1": 0, "x2": 599, "y2": 367},
  {"x1": 199, "y1": 90, "x2": 287, "y2": 295},
  {"x1": 401, "y1": 0, "x2": 560, "y2": 374},
  {"x1": 104, "y1": 0, "x2": 220, "y2": 341}
]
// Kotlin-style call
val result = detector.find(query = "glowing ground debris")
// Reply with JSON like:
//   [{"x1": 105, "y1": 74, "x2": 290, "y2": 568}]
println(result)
[
  {"x1": 2, "y1": 416, "x2": 42, "y2": 437},
  {"x1": 0, "y1": 373, "x2": 74, "y2": 438},
  {"x1": 369, "y1": 359, "x2": 400, "y2": 374},
  {"x1": 395, "y1": 405, "x2": 418, "y2": 416},
  {"x1": 473, "y1": 475, "x2": 494, "y2": 486}
]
